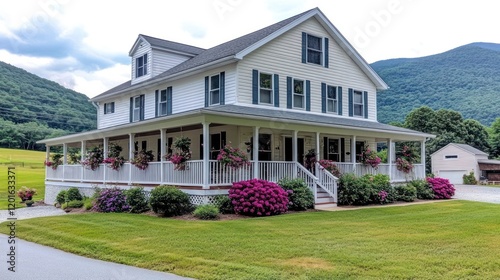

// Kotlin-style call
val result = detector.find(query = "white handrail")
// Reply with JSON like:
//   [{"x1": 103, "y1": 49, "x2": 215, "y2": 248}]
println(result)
[{"x1": 315, "y1": 162, "x2": 338, "y2": 201}]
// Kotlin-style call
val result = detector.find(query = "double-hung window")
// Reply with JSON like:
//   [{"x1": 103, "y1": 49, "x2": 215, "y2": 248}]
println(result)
[
  {"x1": 259, "y1": 73, "x2": 273, "y2": 105},
  {"x1": 132, "y1": 96, "x2": 142, "y2": 122},
  {"x1": 158, "y1": 89, "x2": 168, "y2": 116},
  {"x1": 293, "y1": 79, "x2": 304, "y2": 109},
  {"x1": 307, "y1": 34, "x2": 322, "y2": 65},
  {"x1": 210, "y1": 74, "x2": 220, "y2": 105},
  {"x1": 327, "y1": 86, "x2": 338, "y2": 113},
  {"x1": 104, "y1": 102, "x2": 115, "y2": 114},
  {"x1": 353, "y1": 90, "x2": 364, "y2": 117},
  {"x1": 136, "y1": 54, "x2": 148, "y2": 78}
]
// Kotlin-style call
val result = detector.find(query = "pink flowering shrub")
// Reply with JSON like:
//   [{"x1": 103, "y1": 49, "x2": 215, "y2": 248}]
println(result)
[
  {"x1": 229, "y1": 179, "x2": 289, "y2": 216},
  {"x1": 427, "y1": 177, "x2": 455, "y2": 199}
]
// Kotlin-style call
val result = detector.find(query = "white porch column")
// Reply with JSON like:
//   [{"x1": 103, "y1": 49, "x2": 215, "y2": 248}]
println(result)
[
  {"x1": 128, "y1": 133, "x2": 135, "y2": 185},
  {"x1": 421, "y1": 139, "x2": 426, "y2": 179},
  {"x1": 351, "y1": 135, "x2": 357, "y2": 171},
  {"x1": 202, "y1": 122, "x2": 211, "y2": 189},
  {"x1": 45, "y1": 145, "x2": 50, "y2": 179},
  {"x1": 292, "y1": 130, "x2": 298, "y2": 162},
  {"x1": 315, "y1": 132, "x2": 320, "y2": 161},
  {"x1": 80, "y1": 141, "x2": 86, "y2": 182},
  {"x1": 387, "y1": 138, "x2": 393, "y2": 181},
  {"x1": 160, "y1": 128, "x2": 166, "y2": 184},
  {"x1": 62, "y1": 143, "x2": 67, "y2": 181},
  {"x1": 253, "y1": 126, "x2": 260, "y2": 179},
  {"x1": 103, "y1": 137, "x2": 108, "y2": 184}
]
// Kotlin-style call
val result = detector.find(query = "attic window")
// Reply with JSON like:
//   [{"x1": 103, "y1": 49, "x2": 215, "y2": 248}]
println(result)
[
  {"x1": 136, "y1": 53, "x2": 148, "y2": 78},
  {"x1": 445, "y1": 155, "x2": 458, "y2": 159},
  {"x1": 306, "y1": 34, "x2": 322, "y2": 65}
]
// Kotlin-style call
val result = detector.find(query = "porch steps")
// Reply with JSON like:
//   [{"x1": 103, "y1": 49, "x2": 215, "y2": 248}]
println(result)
[{"x1": 314, "y1": 189, "x2": 336, "y2": 209}]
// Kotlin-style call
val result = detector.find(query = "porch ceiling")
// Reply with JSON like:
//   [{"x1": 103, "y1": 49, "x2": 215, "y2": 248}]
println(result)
[{"x1": 38, "y1": 105, "x2": 433, "y2": 146}]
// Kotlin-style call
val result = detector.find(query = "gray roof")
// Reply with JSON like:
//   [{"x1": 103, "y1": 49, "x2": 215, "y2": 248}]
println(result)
[
  {"x1": 454, "y1": 143, "x2": 488, "y2": 155},
  {"x1": 92, "y1": 8, "x2": 314, "y2": 100},
  {"x1": 140, "y1": 34, "x2": 205, "y2": 55},
  {"x1": 478, "y1": 159, "x2": 500, "y2": 165},
  {"x1": 203, "y1": 105, "x2": 433, "y2": 137}
]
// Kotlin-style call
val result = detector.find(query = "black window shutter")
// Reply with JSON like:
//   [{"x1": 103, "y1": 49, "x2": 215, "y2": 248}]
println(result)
[
  {"x1": 167, "y1": 87, "x2": 173, "y2": 115},
  {"x1": 221, "y1": 131, "x2": 226, "y2": 147},
  {"x1": 103, "y1": 103, "x2": 107, "y2": 115},
  {"x1": 340, "y1": 138, "x2": 345, "y2": 162},
  {"x1": 204, "y1": 76, "x2": 209, "y2": 107},
  {"x1": 154, "y1": 90, "x2": 159, "y2": 117},
  {"x1": 273, "y1": 74, "x2": 279, "y2": 107},
  {"x1": 324, "y1": 37, "x2": 329, "y2": 68},
  {"x1": 301, "y1": 32, "x2": 307, "y2": 63},
  {"x1": 252, "y1": 69, "x2": 258, "y2": 104},
  {"x1": 363, "y1": 91, "x2": 368, "y2": 119},
  {"x1": 321, "y1": 83, "x2": 326, "y2": 113},
  {"x1": 129, "y1": 97, "x2": 133, "y2": 122},
  {"x1": 305, "y1": 80, "x2": 311, "y2": 111},
  {"x1": 111, "y1": 102, "x2": 114, "y2": 113},
  {"x1": 220, "y1": 72, "x2": 225, "y2": 105},
  {"x1": 199, "y1": 134, "x2": 204, "y2": 159},
  {"x1": 338, "y1": 87, "x2": 343, "y2": 115},
  {"x1": 140, "y1": 94, "x2": 145, "y2": 121},
  {"x1": 323, "y1": 137, "x2": 328, "y2": 160},
  {"x1": 348, "y1": 88, "x2": 353, "y2": 117},
  {"x1": 286, "y1": 76, "x2": 292, "y2": 109}
]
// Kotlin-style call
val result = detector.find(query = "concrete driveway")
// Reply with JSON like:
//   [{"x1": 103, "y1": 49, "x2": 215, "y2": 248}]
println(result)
[
  {"x1": 0, "y1": 234, "x2": 194, "y2": 280},
  {"x1": 453, "y1": 184, "x2": 500, "y2": 204}
]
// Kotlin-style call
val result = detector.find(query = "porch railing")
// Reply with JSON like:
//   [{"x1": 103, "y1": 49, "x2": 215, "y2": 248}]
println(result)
[
  {"x1": 166, "y1": 160, "x2": 204, "y2": 186},
  {"x1": 315, "y1": 162, "x2": 337, "y2": 201},
  {"x1": 258, "y1": 161, "x2": 296, "y2": 182},
  {"x1": 209, "y1": 160, "x2": 253, "y2": 186}
]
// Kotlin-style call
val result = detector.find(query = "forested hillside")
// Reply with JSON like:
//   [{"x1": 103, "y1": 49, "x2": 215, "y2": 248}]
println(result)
[
  {"x1": 0, "y1": 61, "x2": 96, "y2": 150},
  {"x1": 373, "y1": 43, "x2": 500, "y2": 126}
]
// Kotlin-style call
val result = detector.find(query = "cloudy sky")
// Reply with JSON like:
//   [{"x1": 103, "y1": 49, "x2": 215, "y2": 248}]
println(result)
[{"x1": 0, "y1": 0, "x2": 498, "y2": 97}]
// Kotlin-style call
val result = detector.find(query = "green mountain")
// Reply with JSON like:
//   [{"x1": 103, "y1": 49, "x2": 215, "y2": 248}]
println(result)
[
  {"x1": 0, "y1": 61, "x2": 96, "y2": 132},
  {"x1": 373, "y1": 42, "x2": 500, "y2": 126}
]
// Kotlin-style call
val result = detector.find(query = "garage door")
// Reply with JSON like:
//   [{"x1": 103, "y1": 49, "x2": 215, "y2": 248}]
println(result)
[{"x1": 438, "y1": 170, "x2": 467, "y2": 184}]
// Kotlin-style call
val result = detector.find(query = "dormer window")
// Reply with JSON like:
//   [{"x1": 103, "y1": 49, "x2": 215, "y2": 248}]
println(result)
[{"x1": 136, "y1": 54, "x2": 148, "y2": 78}]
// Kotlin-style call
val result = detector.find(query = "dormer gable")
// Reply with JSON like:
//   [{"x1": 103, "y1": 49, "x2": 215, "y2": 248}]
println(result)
[{"x1": 129, "y1": 34, "x2": 206, "y2": 85}]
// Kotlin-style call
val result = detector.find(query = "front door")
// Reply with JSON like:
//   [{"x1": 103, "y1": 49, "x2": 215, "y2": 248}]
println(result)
[{"x1": 284, "y1": 137, "x2": 305, "y2": 165}]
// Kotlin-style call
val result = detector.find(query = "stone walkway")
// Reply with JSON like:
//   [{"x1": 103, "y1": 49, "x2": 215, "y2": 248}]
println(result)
[{"x1": 0, "y1": 205, "x2": 66, "y2": 222}]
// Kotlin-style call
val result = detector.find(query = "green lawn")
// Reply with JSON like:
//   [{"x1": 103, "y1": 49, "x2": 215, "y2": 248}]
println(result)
[
  {"x1": 1, "y1": 201, "x2": 499, "y2": 279},
  {"x1": 0, "y1": 148, "x2": 46, "y2": 209}
]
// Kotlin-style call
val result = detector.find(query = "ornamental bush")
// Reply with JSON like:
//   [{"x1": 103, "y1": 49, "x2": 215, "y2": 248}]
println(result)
[
  {"x1": 462, "y1": 172, "x2": 477, "y2": 185},
  {"x1": 149, "y1": 185, "x2": 193, "y2": 217},
  {"x1": 56, "y1": 190, "x2": 67, "y2": 206},
  {"x1": 229, "y1": 179, "x2": 289, "y2": 216},
  {"x1": 409, "y1": 179, "x2": 434, "y2": 200},
  {"x1": 214, "y1": 195, "x2": 234, "y2": 214},
  {"x1": 66, "y1": 187, "x2": 83, "y2": 201},
  {"x1": 337, "y1": 173, "x2": 372, "y2": 205},
  {"x1": 394, "y1": 185, "x2": 417, "y2": 202},
  {"x1": 427, "y1": 177, "x2": 455, "y2": 199},
  {"x1": 364, "y1": 174, "x2": 395, "y2": 204},
  {"x1": 66, "y1": 200, "x2": 84, "y2": 208},
  {"x1": 92, "y1": 187, "x2": 130, "y2": 213},
  {"x1": 125, "y1": 187, "x2": 150, "y2": 213},
  {"x1": 278, "y1": 178, "x2": 314, "y2": 211},
  {"x1": 193, "y1": 204, "x2": 220, "y2": 220}
]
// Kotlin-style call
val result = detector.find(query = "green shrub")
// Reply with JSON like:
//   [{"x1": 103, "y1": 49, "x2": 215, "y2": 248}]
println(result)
[
  {"x1": 83, "y1": 198, "x2": 93, "y2": 210},
  {"x1": 338, "y1": 173, "x2": 371, "y2": 205},
  {"x1": 125, "y1": 187, "x2": 150, "y2": 213},
  {"x1": 193, "y1": 204, "x2": 219, "y2": 220},
  {"x1": 214, "y1": 195, "x2": 234, "y2": 214},
  {"x1": 463, "y1": 172, "x2": 477, "y2": 185},
  {"x1": 56, "y1": 190, "x2": 67, "y2": 206},
  {"x1": 67, "y1": 187, "x2": 83, "y2": 201},
  {"x1": 278, "y1": 178, "x2": 314, "y2": 210},
  {"x1": 409, "y1": 179, "x2": 434, "y2": 200},
  {"x1": 66, "y1": 200, "x2": 84, "y2": 208},
  {"x1": 149, "y1": 186, "x2": 193, "y2": 217},
  {"x1": 394, "y1": 185, "x2": 417, "y2": 202},
  {"x1": 363, "y1": 174, "x2": 395, "y2": 204}
]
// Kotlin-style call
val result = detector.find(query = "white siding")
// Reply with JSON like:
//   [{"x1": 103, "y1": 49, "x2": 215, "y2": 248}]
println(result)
[
  {"x1": 97, "y1": 64, "x2": 237, "y2": 129},
  {"x1": 131, "y1": 40, "x2": 152, "y2": 85},
  {"x1": 237, "y1": 17, "x2": 378, "y2": 121},
  {"x1": 431, "y1": 145, "x2": 478, "y2": 180},
  {"x1": 151, "y1": 49, "x2": 191, "y2": 76}
]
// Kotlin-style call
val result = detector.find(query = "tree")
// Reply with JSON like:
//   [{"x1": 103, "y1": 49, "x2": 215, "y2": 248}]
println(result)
[{"x1": 489, "y1": 118, "x2": 500, "y2": 159}]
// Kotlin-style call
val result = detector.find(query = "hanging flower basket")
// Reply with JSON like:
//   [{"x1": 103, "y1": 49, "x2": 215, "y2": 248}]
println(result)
[
  {"x1": 217, "y1": 144, "x2": 250, "y2": 169},
  {"x1": 44, "y1": 153, "x2": 63, "y2": 170},
  {"x1": 82, "y1": 147, "x2": 104, "y2": 171},
  {"x1": 359, "y1": 145, "x2": 381, "y2": 169},
  {"x1": 318, "y1": 159, "x2": 342, "y2": 178},
  {"x1": 304, "y1": 149, "x2": 317, "y2": 172},
  {"x1": 165, "y1": 136, "x2": 192, "y2": 171},
  {"x1": 395, "y1": 145, "x2": 417, "y2": 173},
  {"x1": 103, "y1": 143, "x2": 125, "y2": 171},
  {"x1": 131, "y1": 150, "x2": 154, "y2": 170}
]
